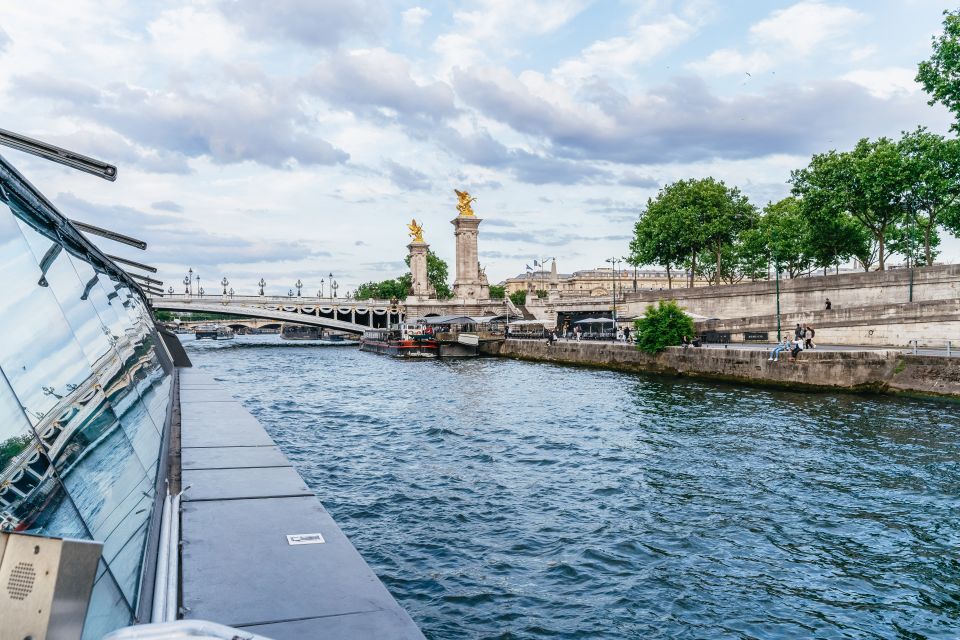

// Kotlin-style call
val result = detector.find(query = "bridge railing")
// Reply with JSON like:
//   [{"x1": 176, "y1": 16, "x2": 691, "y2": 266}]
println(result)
[{"x1": 151, "y1": 294, "x2": 398, "y2": 306}]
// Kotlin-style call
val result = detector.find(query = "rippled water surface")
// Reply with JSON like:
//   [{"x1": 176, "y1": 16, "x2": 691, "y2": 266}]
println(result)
[{"x1": 185, "y1": 335, "x2": 960, "y2": 639}]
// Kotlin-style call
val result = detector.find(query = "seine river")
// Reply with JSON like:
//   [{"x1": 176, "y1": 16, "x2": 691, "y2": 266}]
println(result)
[{"x1": 185, "y1": 335, "x2": 960, "y2": 639}]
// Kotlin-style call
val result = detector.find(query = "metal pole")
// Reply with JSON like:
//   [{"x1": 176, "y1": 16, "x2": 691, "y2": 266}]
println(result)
[
  {"x1": 775, "y1": 264, "x2": 781, "y2": 342},
  {"x1": 152, "y1": 491, "x2": 172, "y2": 622}
]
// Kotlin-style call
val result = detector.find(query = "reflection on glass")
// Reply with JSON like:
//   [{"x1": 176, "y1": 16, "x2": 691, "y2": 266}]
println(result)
[{"x1": 0, "y1": 165, "x2": 173, "y2": 633}]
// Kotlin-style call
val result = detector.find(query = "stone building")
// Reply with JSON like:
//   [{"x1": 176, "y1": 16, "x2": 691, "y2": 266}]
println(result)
[{"x1": 501, "y1": 264, "x2": 710, "y2": 297}]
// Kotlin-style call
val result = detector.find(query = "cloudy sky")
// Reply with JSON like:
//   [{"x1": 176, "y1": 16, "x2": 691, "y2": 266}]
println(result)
[{"x1": 1, "y1": 0, "x2": 957, "y2": 295}]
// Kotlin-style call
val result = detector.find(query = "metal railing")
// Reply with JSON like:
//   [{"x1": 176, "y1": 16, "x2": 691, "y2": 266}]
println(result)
[
  {"x1": 907, "y1": 340, "x2": 955, "y2": 356},
  {"x1": 105, "y1": 621, "x2": 273, "y2": 640}
]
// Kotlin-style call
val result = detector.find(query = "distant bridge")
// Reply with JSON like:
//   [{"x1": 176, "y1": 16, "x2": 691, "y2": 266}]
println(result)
[{"x1": 149, "y1": 295, "x2": 403, "y2": 335}]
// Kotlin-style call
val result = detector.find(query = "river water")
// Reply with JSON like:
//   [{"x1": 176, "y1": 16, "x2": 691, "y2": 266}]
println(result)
[{"x1": 184, "y1": 335, "x2": 960, "y2": 639}]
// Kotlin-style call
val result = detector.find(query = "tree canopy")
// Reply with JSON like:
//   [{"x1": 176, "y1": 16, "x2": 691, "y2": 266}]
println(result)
[{"x1": 917, "y1": 9, "x2": 960, "y2": 131}]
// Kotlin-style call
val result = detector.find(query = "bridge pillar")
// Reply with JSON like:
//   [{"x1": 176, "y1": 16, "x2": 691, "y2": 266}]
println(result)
[
  {"x1": 351, "y1": 309, "x2": 355, "y2": 325},
  {"x1": 368, "y1": 312, "x2": 373, "y2": 327}
]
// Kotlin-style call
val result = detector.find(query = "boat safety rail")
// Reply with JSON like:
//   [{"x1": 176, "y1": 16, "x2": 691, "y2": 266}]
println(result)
[
  {"x1": 907, "y1": 340, "x2": 956, "y2": 356},
  {"x1": 104, "y1": 620, "x2": 274, "y2": 640}
]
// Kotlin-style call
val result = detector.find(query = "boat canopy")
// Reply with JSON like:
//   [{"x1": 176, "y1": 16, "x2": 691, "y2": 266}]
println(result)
[
  {"x1": 573, "y1": 317, "x2": 614, "y2": 324},
  {"x1": 507, "y1": 319, "x2": 546, "y2": 326}
]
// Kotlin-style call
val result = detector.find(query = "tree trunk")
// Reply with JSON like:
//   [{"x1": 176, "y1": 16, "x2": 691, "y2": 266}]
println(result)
[
  {"x1": 715, "y1": 245, "x2": 722, "y2": 287},
  {"x1": 689, "y1": 252, "x2": 696, "y2": 288},
  {"x1": 666, "y1": 264, "x2": 672, "y2": 289},
  {"x1": 877, "y1": 230, "x2": 885, "y2": 270},
  {"x1": 924, "y1": 216, "x2": 933, "y2": 266}
]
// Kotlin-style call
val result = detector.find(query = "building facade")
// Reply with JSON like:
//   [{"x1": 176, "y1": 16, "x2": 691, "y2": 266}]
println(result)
[{"x1": 501, "y1": 264, "x2": 711, "y2": 297}]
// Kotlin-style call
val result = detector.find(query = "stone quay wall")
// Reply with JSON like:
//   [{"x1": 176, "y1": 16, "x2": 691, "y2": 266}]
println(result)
[
  {"x1": 481, "y1": 339, "x2": 960, "y2": 399},
  {"x1": 531, "y1": 264, "x2": 960, "y2": 324},
  {"x1": 698, "y1": 298, "x2": 960, "y2": 347}
]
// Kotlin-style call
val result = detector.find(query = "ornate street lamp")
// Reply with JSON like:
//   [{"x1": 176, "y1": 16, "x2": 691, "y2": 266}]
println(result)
[
  {"x1": 168, "y1": 286, "x2": 174, "y2": 295},
  {"x1": 319, "y1": 278, "x2": 325, "y2": 298},
  {"x1": 229, "y1": 287, "x2": 234, "y2": 298},
  {"x1": 187, "y1": 267, "x2": 193, "y2": 295},
  {"x1": 198, "y1": 286, "x2": 205, "y2": 297},
  {"x1": 328, "y1": 273, "x2": 334, "y2": 300},
  {"x1": 295, "y1": 279, "x2": 303, "y2": 297},
  {"x1": 331, "y1": 280, "x2": 339, "y2": 299},
  {"x1": 288, "y1": 289, "x2": 294, "y2": 297},
  {"x1": 221, "y1": 277, "x2": 229, "y2": 295},
  {"x1": 258, "y1": 278, "x2": 266, "y2": 296},
  {"x1": 195, "y1": 273, "x2": 201, "y2": 296}
]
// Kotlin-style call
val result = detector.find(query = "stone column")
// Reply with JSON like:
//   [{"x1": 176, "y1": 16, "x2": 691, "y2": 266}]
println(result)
[
  {"x1": 451, "y1": 215, "x2": 489, "y2": 300},
  {"x1": 407, "y1": 240, "x2": 436, "y2": 299}
]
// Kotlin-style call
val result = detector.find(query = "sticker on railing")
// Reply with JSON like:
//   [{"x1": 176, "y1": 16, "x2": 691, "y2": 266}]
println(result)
[{"x1": 286, "y1": 533, "x2": 325, "y2": 545}]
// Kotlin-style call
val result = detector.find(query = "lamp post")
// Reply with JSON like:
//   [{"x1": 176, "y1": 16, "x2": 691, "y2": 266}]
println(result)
[
  {"x1": 168, "y1": 286, "x2": 174, "y2": 295},
  {"x1": 319, "y1": 278, "x2": 325, "y2": 298},
  {"x1": 258, "y1": 278, "x2": 266, "y2": 296},
  {"x1": 605, "y1": 257, "x2": 620, "y2": 338},
  {"x1": 221, "y1": 277, "x2": 229, "y2": 296},
  {"x1": 771, "y1": 228, "x2": 782, "y2": 341},
  {"x1": 229, "y1": 287, "x2": 234, "y2": 298},
  {"x1": 195, "y1": 274, "x2": 201, "y2": 297},
  {"x1": 331, "y1": 280, "x2": 339, "y2": 299},
  {"x1": 295, "y1": 279, "x2": 303, "y2": 297},
  {"x1": 287, "y1": 289, "x2": 294, "y2": 297},
  {"x1": 198, "y1": 286, "x2": 204, "y2": 297},
  {"x1": 328, "y1": 273, "x2": 334, "y2": 300}
]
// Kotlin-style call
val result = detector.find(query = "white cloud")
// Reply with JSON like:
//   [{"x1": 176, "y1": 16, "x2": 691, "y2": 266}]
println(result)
[
  {"x1": 750, "y1": 1, "x2": 864, "y2": 56},
  {"x1": 841, "y1": 67, "x2": 920, "y2": 99},
  {"x1": 553, "y1": 14, "x2": 697, "y2": 84},
  {"x1": 402, "y1": 6, "x2": 431, "y2": 31},
  {"x1": 690, "y1": 1, "x2": 866, "y2": 76},
  {"x1": 432, "y1": 0, "x2": 589, "y2": 71}
]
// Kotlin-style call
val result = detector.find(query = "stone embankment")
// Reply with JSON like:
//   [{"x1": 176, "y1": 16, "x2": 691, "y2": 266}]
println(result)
[{"x1": 481, "y1": 339, "x2": 960, "y2": 399}]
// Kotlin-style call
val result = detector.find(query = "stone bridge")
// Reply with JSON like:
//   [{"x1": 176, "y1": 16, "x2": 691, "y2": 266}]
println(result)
[{"x1": 149, "y1": 295, "x2": 403, "y2": 335}]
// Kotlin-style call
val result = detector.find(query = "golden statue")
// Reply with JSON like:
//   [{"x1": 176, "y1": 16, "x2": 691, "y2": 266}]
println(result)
[
  {"x1": 454, "y1": 189, "x2": 477, "y2": 216},
  {"x1": 407, "y1": 218, "x2": 425, "y2": 243}
]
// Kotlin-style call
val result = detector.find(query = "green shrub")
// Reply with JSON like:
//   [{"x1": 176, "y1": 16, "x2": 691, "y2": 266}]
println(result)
[
  {"x1": 509, "y1": 290, "x2": 527, "y2": 306},
  {"x1": 488, "y1": 285, "x2": 505, "y2": 299},
  {"x1": 634, "y1": 300, "x2": 695, "y2": 354}
]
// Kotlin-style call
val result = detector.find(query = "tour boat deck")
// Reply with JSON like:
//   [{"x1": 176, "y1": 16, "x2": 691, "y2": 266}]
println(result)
[{"x1": 177, "y1": 367, "x2": 424, "y2": 639}]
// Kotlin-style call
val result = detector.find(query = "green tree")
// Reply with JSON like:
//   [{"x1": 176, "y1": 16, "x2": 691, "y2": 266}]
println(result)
[
  {"x1": 898, "y1": 127, "x2": 960, "y2": 264},
  {"x1": 488, "y1": 284, "x2": 505, "y2": 299},
  {"x1": 629, "y1": 200, "x2": 687, "y2": 288},
  {"x1": 791, "y1": 138, "x2": 906, "y2": 270},
  {"x1": 638, "y1": 178, "x2": 757, "y2": 287},
  {"x1": 509, "y1": 290, "x2": 527, "y2": 306},
  {"x1": 405, "y1": 250, "x2": 453, "y2": 299},
  {"x1": 355, "y1": 274, "x2": 412, "y2": 300},
  {"x1": 634, "y1": 300, "x2": 695, "y2": 354},
  {"x1": 762, "y1": 197, "x2": 814, "y2": 278},
  {"x1": 917, "y1": 9, "x2": 960, "y2": 131},
  {"x1": 887, "y1": 222, "x2": 940, "y2": 266}
]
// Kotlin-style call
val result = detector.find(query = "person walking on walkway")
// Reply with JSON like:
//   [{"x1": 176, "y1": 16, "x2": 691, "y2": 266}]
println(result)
[
  {"x1": 825, "y1": 298, "x2": 832, "y2": 310},
  {"x1": 794, "y1": 323, "x2": 803, "y2": 340},
  {"x1": 804, "y1": 325, "x2": 816, "y2": 349}
]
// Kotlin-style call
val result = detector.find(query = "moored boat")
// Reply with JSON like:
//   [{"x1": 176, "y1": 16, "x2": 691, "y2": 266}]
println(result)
[
  {"x1": 360, "y1": 328, "x2": 439, "y2": 358},
  {"x1": 195, "y1": 323, "x2": 234, "y2": 340}
]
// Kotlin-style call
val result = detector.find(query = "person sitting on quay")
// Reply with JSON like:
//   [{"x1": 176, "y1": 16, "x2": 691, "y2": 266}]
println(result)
[
  {"x1": 768, "y1": 337, "x2": 791, "y2": 362},
  {"x1": 790, "y1": 336, "x2": 804, "y2": 360},
  {"x1": 682, "y1": 335, "x2": 692, "y2": 350}
]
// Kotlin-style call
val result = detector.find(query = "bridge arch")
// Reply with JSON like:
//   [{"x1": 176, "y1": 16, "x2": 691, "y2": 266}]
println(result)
[{"x1": 150, "y1": 298, "x2": 402, "y2": 335}]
